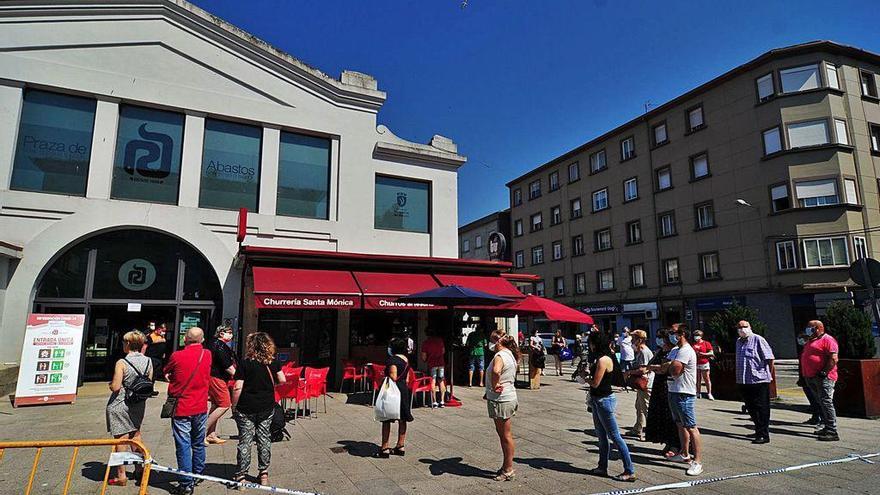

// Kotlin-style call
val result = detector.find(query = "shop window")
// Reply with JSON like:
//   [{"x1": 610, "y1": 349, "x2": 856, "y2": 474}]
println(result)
[
  {"x1": 91, "y1": 230, "x2": 180, "y2": 300},
  {"x1": 199, "y1": 119, "x2": 262, "y2": 211},
  {"x1": 111, "y1": 105, "x2": 184, "y2": 204},
  {"x1": 277, "y1": 132, "x2": 331, "y2": 219},
  {"x1": 36, "y1": 245, "x2": 90, "y2": 298},
  {"x1": 11, "y1": 90, "x2": 96, "y2": 196},
  {"x1": 375, "y1": 175, "x2": 430, "y2": 233}
]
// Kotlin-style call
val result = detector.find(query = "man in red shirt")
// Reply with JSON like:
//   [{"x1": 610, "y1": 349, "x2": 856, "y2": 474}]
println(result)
[
  {"x1": 164, "y1": 327, "x2": 212, "y2": 494},
  {"x1": 420, "y1": 328, "x2": 446, "y2": 408},
  {"x1": 799, "y1": 320, "x2": 839, "y2": 442}
]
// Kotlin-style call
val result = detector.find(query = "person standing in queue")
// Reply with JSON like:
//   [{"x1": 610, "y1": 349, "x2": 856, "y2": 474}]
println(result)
[
  {"x1": 466, "y1": 324, "x2": 488, "y2": 387},
  {"x1": 206, "y1": 325, "x2": 236, "y2": 445},
  {"x1": 624, "y1": 330, "x2": 653, "y2": 442},
  {"x1": 734, "y1": 320, "x2": 775, "y2": 444},
  {"x1": 800, "y1": 320, "x2": 840, "y2": 441},
  {"x1": 143, "y1": 322, "x2": 168, "y2": 380},
  {"x1": 551, "y1": 329, "x2": 567, "y2": 376},
  {"x1": 645, "y1": 329, "x2": 681, "y2": 457},
  {"x1": 484, "y1": 329, "x2": 520, "y2": 481},
  {"x1": 420, "y1": 328, "x2": 446, "y2": 408},
  {"x1": 691, "y1": 330, "x2": 715, "y2": 400},
  {"x1": 376, "y1": 338, "x2": 413, "y2": 458}
]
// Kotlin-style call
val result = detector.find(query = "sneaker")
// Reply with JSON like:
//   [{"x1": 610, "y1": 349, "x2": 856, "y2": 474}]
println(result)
[
  {"x1": 751, "y1": 437, "x2": 770, "y2": 444},
  {"x1": 669, "y1": 453, "x2": 692, "y2": 463},
  {"x1": 169, "y1": 484, "x2": 194, "y2": 495},
  {"x1": 686, "y1": 462, "x2": 704, "y2": 476},
  {"x1": 431, "y1": 402, "x2": 439, "y2": 408},
  {"x1": 814, "y1": 424, "x2": 826, "y2": 433},
  {"x1": 818, "y1": 431, "x2": 840, "y2": 442},
  {"x1": 803, "y1": 416, "x2": 821, "y2": 426},
  {"x1": 438, "y1": 402, "x2": 445, "y2": 408},
  {"x1": 707, "y1": 394, "x2": 715, "y2": 401}
]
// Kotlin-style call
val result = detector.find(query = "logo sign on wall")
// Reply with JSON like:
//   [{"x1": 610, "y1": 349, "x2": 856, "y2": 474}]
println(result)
[
  {"x1": 123, "y1": 124, "x2": 173, "y2": 180},
  {"x1": 118, "y1": 258, "x2": 157, "y2": 291},
  {"x1": 14, "y1": 314, "x2": 85, "y2": 407},
  {"x1": 487, "y1": 232, "x2": 507, "y2": 261}
]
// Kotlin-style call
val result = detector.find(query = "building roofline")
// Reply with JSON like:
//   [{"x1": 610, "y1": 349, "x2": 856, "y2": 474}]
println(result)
[
  {"x1": 505, "y1": 40, "x2": 880, "y2": 187},
  {"x1": 458, "y1": 209, "x2": 510, "y2": 232}
]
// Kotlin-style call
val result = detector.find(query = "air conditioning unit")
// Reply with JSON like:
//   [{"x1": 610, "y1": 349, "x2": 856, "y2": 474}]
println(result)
[{"x1": 645, "y1": 310, "x2": 659, "y2": 320}]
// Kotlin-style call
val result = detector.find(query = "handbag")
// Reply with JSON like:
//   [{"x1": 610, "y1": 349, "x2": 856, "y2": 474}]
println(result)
[{"x1": 161, "y1": 349, "x2": 204, "y2": 419}]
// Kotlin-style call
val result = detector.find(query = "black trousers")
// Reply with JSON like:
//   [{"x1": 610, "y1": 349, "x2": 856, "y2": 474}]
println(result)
[{"x1": 738, "y1": 382, "x2": 770, "y2": 439}]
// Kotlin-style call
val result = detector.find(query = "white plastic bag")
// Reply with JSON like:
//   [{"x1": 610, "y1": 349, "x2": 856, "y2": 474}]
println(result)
[{"x1": 374, "y1": 377, "x2": 401, "y2": 422}]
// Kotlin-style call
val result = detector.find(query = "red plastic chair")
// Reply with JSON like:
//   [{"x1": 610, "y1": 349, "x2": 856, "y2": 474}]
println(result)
[
  {"x1": 408, "y1": 368, "x2": 435, "y2": 409},
  {"x1": 369, "y1": 363, "x2": 386, "y2": 405},
  {"x1": 304, "y1": 367, "x2": 331, "y2": 417},
  {"x1": 340, "y1": 360, "x2": 366, "y2": 393},
  {"x1": 276, "y1": 366, "x2": 305, "y2": 418}
]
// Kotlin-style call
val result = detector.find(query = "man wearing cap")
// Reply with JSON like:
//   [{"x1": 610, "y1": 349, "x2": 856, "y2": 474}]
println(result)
[{"x1": 734, "y1": 320, "x2": 775, "y2": 444}]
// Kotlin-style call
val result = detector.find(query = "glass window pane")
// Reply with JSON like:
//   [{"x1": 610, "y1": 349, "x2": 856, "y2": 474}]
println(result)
[
  {"x1": 36, "y1": 245, "x2": 90, "y2": 298},
  {"x1": 787, "y1": 120, "x2": 829, "y2": 148},
  {"x1": 11, "y1": 90, "x2": 96, "y2": 196},
  {"x1": 277, "y1": 132, "x2": 331, "y2": 219},
  {"x1": 111, "y1": 105, "x2": 184, "y2": 204},
  {"x1": 91, "y1": 230, "x2": 179, "y2": 299},
  {"x1": 757, "y1": 74, "x2": 774, "y2": 99},
  {"x1": 781, "y1": 65, "x2": 820, "y2": 93},
  {"x1": 375, "y1": 175, "x2": 430, "y2": 233},
  {"x1": 826, "y1": 65, "x2": 839, "y2": 90},
  {"x1": 831, "y1": 238, "x2": 848, "y2": 265},
  {"x1": 835, "y1": 120, "x2": 849, "y2": 145},
  {"x1": 763, "y1": 128, "x2": 782, "y2": 154},
  {"x1": 199, "y1": 119, "x2": 262, "y2": 210},
  {"x1": 804, "y1": 240, "x2": 819, "y2": 267},
  {"x1": 817, "y1": 239, "x2": 833, "y2": 265}
]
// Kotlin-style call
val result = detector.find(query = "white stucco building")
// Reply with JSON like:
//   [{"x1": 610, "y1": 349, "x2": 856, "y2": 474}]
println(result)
[{"x1": 0, "y1": 0, "x2": 520, "y2": 387}]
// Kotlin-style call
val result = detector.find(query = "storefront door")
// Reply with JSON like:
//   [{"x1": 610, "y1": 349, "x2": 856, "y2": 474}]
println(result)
[
  {"x1": 84, "y1": 304, "x2": 176, "y2": 381},
  {"x1": 258, "y1": 310, "x2": 337, "y2": 374},
  {"x1": 176, "y1": 307, "x2": 214, "y2": 350}
]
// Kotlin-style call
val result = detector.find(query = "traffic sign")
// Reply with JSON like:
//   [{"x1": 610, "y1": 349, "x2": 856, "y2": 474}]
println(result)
[{"x1": 849, "y1": 258, "x2": 880, "y2": 288}]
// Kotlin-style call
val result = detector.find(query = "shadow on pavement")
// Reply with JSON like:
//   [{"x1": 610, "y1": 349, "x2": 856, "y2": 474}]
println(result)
[
  {"x1": 336, "y1": 440, "x2": 378, "y2": 457},
  {"x1": 419, "y1": 456, "x2": 495, "y2": 478},
  {"x1": 514, "y1": 456, "x2": 593, "y2": 475}
]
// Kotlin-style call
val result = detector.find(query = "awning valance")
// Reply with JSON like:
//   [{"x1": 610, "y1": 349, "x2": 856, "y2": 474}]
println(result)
[
  {"x1": 252, "y1": 267, "x2": 362, "y2": 309},
  {"x1": 352, "y1": 272, "x2": 442, "y2": 310}
]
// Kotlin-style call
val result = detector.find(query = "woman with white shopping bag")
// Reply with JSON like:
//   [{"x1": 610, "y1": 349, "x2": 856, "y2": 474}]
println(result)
[{"x1": 374, "y1": 338, "x2": 413, "y2": 458}]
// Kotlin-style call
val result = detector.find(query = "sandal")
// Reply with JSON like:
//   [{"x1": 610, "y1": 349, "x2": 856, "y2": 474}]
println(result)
[
  {"x1": 391, "y1": 445, "x2": 406, "y2": 457},
  {"x1": 587, "y1": 467, "x2": 608, "y2": 477},
  {"x1": 107, "y1": 478, "x2": 128, "y2": 486},
  {"x1": 612, "y1": 473, "x2": 637, "y2": 482},
  {"x1": 230, "y1": 475, "x2": 246, "y2": 490},
  {"x1": 492, "y1": 470, "x2": 515, "y2": 481},
  {"x1": 258, "y1": 472, "x2": 269, "y2": 486},
  {"x1": 374, "y1": 448, "x2": 392, "y2": 459}
]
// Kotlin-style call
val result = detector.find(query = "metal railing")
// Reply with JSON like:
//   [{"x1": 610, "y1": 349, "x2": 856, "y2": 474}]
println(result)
[{"x1": 0, "y1": 438, "x2": 151, "y2": 495}]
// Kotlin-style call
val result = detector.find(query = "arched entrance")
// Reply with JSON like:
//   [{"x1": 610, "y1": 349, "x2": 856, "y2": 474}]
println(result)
[{"x1": 33, "y1": 229, "x2": 222, "y2": 381}]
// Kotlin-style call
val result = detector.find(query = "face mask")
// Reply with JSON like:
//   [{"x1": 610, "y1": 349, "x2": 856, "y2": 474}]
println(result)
[
  {"x1": 668, "y1": 334, "x2": 679, "y2": 345},
  {"x1": 737, "y1": 326, "x2": 753, "y2": 339},
  {"x1": 387, "y1": 347, "x2": 393, "y2": 356},
  {"x1": 694, "y1": 336, "x2": 703, "y2": 342},
  {"x1": 655, "y1": 337, "x2": 665, "y2": 347},
  {"x1": 804, "y1": 327, "x2": 815, "y2": 336},
  {"x1": 797, "y1": 337, "x2": 806, "y2": 346},
  {"x1": 488, "y1": 342, "x2": 497, "y2": 352}
]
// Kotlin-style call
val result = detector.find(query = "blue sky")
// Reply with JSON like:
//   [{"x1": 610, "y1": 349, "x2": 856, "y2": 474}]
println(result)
[{"x1": 192, "y1": 0, "x2": 880, "y2": 226}]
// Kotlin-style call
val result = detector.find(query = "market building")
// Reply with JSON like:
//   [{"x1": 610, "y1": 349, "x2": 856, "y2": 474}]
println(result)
[
  {"x1": 0, "y1": 0, "x2": 520, "y2": 387},
  {"x1": 507, "y1": 41, "x2": 880, "y2": 357}
]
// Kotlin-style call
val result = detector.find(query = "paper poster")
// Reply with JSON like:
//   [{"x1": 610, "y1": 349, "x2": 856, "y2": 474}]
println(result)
[{"x1": 14, "y1": 314, "x2": 85, "y2": 407}]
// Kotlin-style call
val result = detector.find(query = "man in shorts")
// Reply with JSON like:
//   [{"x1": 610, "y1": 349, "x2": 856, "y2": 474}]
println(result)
[
  {"x1": 466, "y1": 325, "x2": 488, "y2": 387},
  {"x1": 420, "y1": 328, "x2": 446, "y2": 408},
  {"x1": 658, "y1": 325, "x2": 703, "y2": 476}
]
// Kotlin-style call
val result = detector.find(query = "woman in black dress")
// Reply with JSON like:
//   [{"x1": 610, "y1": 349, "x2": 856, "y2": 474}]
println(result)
[
  {"x1": 644, "y1": 328, "x2": 681, "y2": 457},
  {"x1": 376, "y1": 338, "x2": 413, "y2": 458}
]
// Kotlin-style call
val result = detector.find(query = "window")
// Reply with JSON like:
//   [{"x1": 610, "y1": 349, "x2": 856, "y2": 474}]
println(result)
[
  {"x1": 770, "y1": 184, "x2": 791, "y2": 212},
  {"x1": 861, "y1": 71, "x2": 879, "y2": 98},
  {"x1": 575, "y1": 273, "x2": 587, "y2": 294},
  {"x1": 570, "y1": 198, "x2": 583, "y2": 218},
  {"x1": 701, "y1": 252, "x2": 721, "y2": 280},
  {"x1": 757, "y1": 73, "x2": 775, "y2": 101},
  {"x1": 572, "y1": 235, "x2": 585, "y2": 256},
  {"x1": 597, "y1": 269, "x2": 614, "y2": 292},
  {"x1": 529, "y1": 179, "x2": 541, "y2": 199},
  {"x1": 656, "y1": 166, "x2": 672, "y2": 191},
  {"x1": 626, "y1": 220, "x2": 642, "y2": 244},
  {"x1": 834, "y1": 119, "x2": 849, "y2": 145},
  {"x1": 787, "y1": 119, "x2": 829, "y2": 148},
  {"x1": 568, "y1": 162, "x2": 580, "y2": 182},
  {"x1": 592, "y1": 188, "x2": 609, "y2": 212},
  {"x1": 590, "y1": 149, "x2": 607, "y2": 173},
  {"x1": 690, "y1": 153, "x2": 709, "y2": 180},
  {"x1": 803, "y1": 237, "x2": 849, "y2": 268},
  {"x1": 111, "y1": 105, "x2": 184, "y2": 204},
  {"x1": 11, "y1": 90, "x2": 97, "y2": 196},
  {"x1": 844, "y1": 179, "x2": 858, "y2": 204},
  {"x1": 695, "y1": 202, "x2": 715, "y2": 230},
  {"x1": 776, "y1": 241, "x2": 797, "y2": 270},
  {"x1": 653, "y1": 122, "x2": 668, "y2": 146},
  {"x1": 780, "y1": 64, "x2": 820, "y2": 93},
  {"x1": 796, "y1": 179, "x2": 839, "y2": 207},
  {"x1": 514, "y1": 250, "x2": 524, "y2": 268},
  {"x1": 620, "y1": 136, "x2": 635, "y2": 161},
  {"x1": 374, "y1": 175, "x2": 430, "y2": 233},
  {"x1": 630, "y1": 264, "x2": 645, "y2": 288},
  {"x1": 854, "y1": 237, "x2": 868, "y2": 260},
  {"x1": 551, "y1": 205, "x2": 562, "y2": 225},
  {"x1": 531, "y1": 246, "x2": 545, "y2": 265},
  {"x1": 658, "y1": 211, "x2": 676, "y2": 237},
  {"x1": 535, "y1": 281, "x2": 545, "y2": 297},
  {"x1": 826, "y1": 64, "x2": 840, "y2": 90},
  {"x1": 513, "y1": 188, "x2": 522, "y2": 206},
  {"x1": 687, "y1": 105, "x2": 704, "y2": 132},
  {"x1": 277, "y1": 132, "x2": 331, "y2": 219},
  {"x1": 552, "y1": 241, "x2": 563, "y2": 260},
  {"x1": 462, "y1": 239, "x2": 470, "y2": 252},
  {"x1": 554, "y1": 277, "x2": 565, "y2": 296},
  {"x1": 872, "y1": 124, "x2": 880, "y2": 152},
  {"x1": 475, "y1": 234, "x2": 483, "y2": 249},
  {"x1": 530, "y1": 212, "x2": 543, "y2": 231},
  {"x1": 549, "y1": 171, "x2": 560, "y2": 191},
  {"x1": 200, "y1": 119, "x2": 262, "y2": 211},
  {"x1": 624, "y1": 177, "x2": 638, "y2": 201},
  {"x1": 595, "y1": 229, "x2": 612, "y2": 251},
  {"x1": 763, "y1": 127, "x2": 782, "y2": 155},
  {"x1": 664, "y1": 258, "x2": 680, "y2": 284},
  {"x1": 514, "y1": 219, "x2": 523, "y2": 237}
]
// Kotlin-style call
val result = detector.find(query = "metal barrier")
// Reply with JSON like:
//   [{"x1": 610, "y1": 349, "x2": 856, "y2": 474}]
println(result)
[{"x1": 0, "y1": 438, "x2": 151, "y2": 495}]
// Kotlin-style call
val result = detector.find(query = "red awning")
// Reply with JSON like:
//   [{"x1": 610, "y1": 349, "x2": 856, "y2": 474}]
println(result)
[
  {"x1": 434, "y1": 274, "x2": 525, "y2": 299},
  {"x1": 353, "y1": 272, "x2": 442, "y2": 310},
  {"x1": 252, "y1": 267, "x2": 361, "y2": 309},
  {"x1": 501, "y1": 295, "x2": 594, "y2": 324}
]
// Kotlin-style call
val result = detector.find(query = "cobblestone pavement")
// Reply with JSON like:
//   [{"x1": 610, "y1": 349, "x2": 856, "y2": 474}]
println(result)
[{"x1": 0, "y1": 360, "x2": 878, "y2": 494}]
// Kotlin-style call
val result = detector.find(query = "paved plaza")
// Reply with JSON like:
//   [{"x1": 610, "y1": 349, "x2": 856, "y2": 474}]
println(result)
[{"x1": 0, "y1": 362, "x2": 878, "y2": 495}]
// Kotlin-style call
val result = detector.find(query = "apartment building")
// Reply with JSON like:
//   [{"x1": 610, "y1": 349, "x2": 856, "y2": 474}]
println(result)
[
  {"x1": 507, "y1": 41, "x2": 880, "y2": 357},
  {"x1": 459, "y1": 209, "x2": 511, "y2": 261}
]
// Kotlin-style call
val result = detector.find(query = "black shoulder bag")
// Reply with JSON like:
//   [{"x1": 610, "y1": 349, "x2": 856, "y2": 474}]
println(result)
[
  {"x1": 161, "y1": 350, "x2": 204, "y2": 419},
  {"x1": 122, "y1": 358, "x2": 156, "y2": 404}
]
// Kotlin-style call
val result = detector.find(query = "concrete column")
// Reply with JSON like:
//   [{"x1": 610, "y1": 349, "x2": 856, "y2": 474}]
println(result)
[
  {"x1": 85, "y1": 99, "x2": 119, "y2": 199},
  {"x1": 258, "y1": 126, "x2": 280, "y2": 215},
  {"x1": 178, "y1": 113, "x2": 205, "y2": 208},
  {"x1": 0, "y1": 83, "x2": 24, "y2": 190}
]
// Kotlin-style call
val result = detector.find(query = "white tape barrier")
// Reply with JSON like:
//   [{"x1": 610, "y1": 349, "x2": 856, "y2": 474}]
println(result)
[
  {"x1": 147, "y1": 460, "x2": 320, "y2": 495},
  {"x1": 586, "y1": 452, "x2": 880, "y2": 495}
]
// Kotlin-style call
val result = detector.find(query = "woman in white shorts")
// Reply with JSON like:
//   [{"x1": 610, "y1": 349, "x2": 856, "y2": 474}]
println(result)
[
  {"x1": 692, "y1": 330, "x2": 715, "y2": 400},
  {"x1": 484, "y1": 329, "x2": 520, "y2": 481}
]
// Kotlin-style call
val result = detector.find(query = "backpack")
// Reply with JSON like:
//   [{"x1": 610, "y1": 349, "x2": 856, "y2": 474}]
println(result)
[
  {"x1": 270, "y1": 403, "x2": 289, "y2": 442},
  {"x1": 123, "y1": 358, "x2": 156, "y2": 404}
]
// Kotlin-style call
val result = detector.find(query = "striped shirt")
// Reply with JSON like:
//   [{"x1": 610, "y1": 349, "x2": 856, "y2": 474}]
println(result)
[{"x1": 735, "y1": 334, "x2": 775, "y2": 385}]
